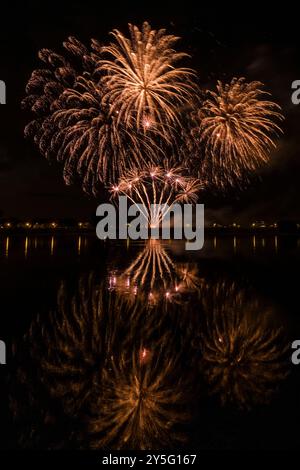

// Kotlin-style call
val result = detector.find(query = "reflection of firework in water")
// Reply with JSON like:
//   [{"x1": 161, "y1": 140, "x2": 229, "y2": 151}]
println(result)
[
  {"x1": 108, "y1": 240, "x2": 202, "y2": 304},
  {"x1": 100, "y1": 22, "x2": 197, "y2": 135},
  {"x1": 12, "y1": 276, "x2": 141, "y2": 417},
  {"x1": 199, "y1": 280, "x2": 289, "y2": 410},
  {"x1": 185, "y1": 78, "x2": 283, "y2": 188},
  {"x1": 111, "y1": 165, "x2": 201, "y2": 228},
  {"x1": 11, "y1": 274, "x2": 192, "y2": 449},
  {"x1": 22, "y1": 37, "x2": 159, "y2": 194},
  {"x1": 89, "y1": 345, "x2": 189, "y2": 449}
]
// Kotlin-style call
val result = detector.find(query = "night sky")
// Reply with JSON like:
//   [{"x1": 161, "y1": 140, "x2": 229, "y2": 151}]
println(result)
[{"x1": 0, "y1": 1, "x2": 300, "y2": 223}]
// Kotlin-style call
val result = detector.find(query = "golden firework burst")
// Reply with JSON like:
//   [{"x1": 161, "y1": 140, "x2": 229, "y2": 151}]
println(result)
[
  {"x1": 99, "y1": 22, "x2": 197, "y2": 135},
  {"x1": 23, "y1": 37, "x2": 161, "y2": 194},
  {"x1": 184, "y1": 77, "x2": 284, "y2": 188}
]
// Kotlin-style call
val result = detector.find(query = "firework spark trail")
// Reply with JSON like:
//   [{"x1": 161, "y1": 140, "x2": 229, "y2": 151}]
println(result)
[
  {"x1": 197, "y1": 279, "x2": 289, "y2": 409},
  {"x1": 99, "y1": 22, "x2": 197, "y2": 137},
  {"x1": 184, "y1": 77, "x2": 284, "y2": 188},
  {"x1": 111, "y1": 165, "x2": 201, "y2": 228}
]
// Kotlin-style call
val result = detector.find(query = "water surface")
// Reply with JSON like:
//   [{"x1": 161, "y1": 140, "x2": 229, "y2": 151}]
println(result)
[{"x1": 1, "y1": 233, "x2": 300, "y2": 450}]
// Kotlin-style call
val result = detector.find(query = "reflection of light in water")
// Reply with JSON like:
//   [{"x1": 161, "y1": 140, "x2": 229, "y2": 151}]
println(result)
[
  {"x1": 5, "y1": 237, "x2": 9, "y2": 258},
  {"x1": 24, "y1": 237, "x2": 28, "y2": 258},
  {"x1": 77, "y1": 236, "x2": 82, "y2": 255},
  {"x1": 34, "y1": 238, "x2": 38, "y2": 249},
  {"x1": 11, "y1": 275, "x2": 191, "y2": 449},
  {"x1": 275, "y1": 235, "x2": 278, "y2": 252},
  {"x1": 124, "y1": 240, "x2": 174, "y2": 288},
  {"x1": 262, "y1": 238, "x2": 265, "y2": 248},
  {"x1": 199, "y1": 280, "x2": 289, "y2": 410},
  {"x1": 139, "y1": 347, "x2": 151, "y2": 364},
  {"x1": 108, "y1": 240, "x2": 202, "y2": 304},
  {"x1": 90, "y1": 352, "x2": 189, "y2": 449},
  {"x1": 50, "y1": 236, "x2": 55, "y2": 256},
  {"x1": 213, "y1": 236, "x2": 217, "y2": 249},
  {"x1": 252, "y1": 235, "x2": 256, "y2": 252},
  {"x1": 233, "y1": 236, "x2": 237, "y2": 252}
]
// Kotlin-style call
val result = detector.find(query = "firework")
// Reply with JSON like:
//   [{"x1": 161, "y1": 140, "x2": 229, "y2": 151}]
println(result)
[
  {"x1": 198, "y1": 280, "x2": 289, "y2": 409},
  {"x1": 111, "y1": 165, "x2": 202, "y2": 228},
  {"x1": 21, "y1": 275, "x2": 145, "y2": 414},
  {"x1": 88, "y1": 344, "x2": 190, "y2": 449},
  {"x1": 10, "y1": 274, "x2": 192, "y2": 449},
  {"x1": 108, "y1": 240, "x2": 202, "y2": 304},
  {"x1": 99, "y1": 22, "x2": 197, "y2": 137},
  {"x1": 184, "y1": 78, "x2": 284, "y2": 188},
  {"x1": 23, "y1": 37, "x2": 160, "y2": 194}
]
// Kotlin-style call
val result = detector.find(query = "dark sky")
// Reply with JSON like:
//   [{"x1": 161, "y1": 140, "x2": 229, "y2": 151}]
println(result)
[{"x1": 0, "y1": 1, "x2": 300, "y2": 222}]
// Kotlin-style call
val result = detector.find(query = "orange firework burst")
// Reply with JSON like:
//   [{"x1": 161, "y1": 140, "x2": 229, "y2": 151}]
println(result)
[
  {"x1": 99, "y1": 22, "x2": 197, "y2": 136},
  {"x1": 111, "y1": 165, "x2": 202, "y2": 227},
  {"x1": 22, "y1": 37, "x2": 160, "y2": 194},
  {"x1": 185, "y1": 78, "x2": 284, "y2": 188}
]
